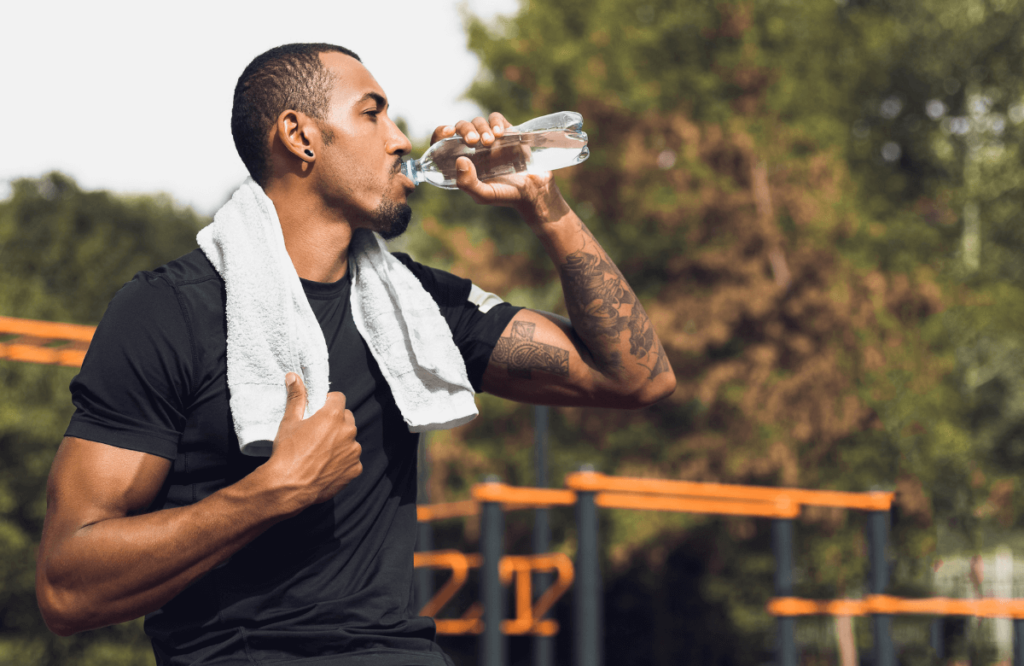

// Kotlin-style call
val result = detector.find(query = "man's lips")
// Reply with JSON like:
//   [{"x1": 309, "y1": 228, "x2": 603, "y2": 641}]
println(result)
[{"x1": 394, "y1": 159, "x2": 414, "y2": 190}]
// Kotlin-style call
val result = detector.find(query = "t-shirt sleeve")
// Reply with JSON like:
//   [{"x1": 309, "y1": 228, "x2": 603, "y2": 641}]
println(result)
[
  {"x1": 64, "y1": 273, "x2": 194, "y2": 460},
  {"x1": 392, "y1": 252, "x2": 521, "y2": 392}
]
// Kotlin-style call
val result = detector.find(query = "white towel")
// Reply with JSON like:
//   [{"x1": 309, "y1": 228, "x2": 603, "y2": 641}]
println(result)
[{"x1": 197, "y1": 178, "x2": 478, "y2": 456}]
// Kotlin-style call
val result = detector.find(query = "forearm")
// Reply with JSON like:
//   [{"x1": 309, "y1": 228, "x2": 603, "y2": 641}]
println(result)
[
  {"x1": 516, "y1": 187, "x2": 673, "y2": 396},
  {"x1": 38, "y1": 463, "x2": 298, "y2": 635}
]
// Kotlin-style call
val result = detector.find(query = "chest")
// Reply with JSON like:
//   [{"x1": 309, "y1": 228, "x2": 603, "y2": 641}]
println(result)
[{"x1": 159, "y1": 290, "x2": 414, "y2": 508}]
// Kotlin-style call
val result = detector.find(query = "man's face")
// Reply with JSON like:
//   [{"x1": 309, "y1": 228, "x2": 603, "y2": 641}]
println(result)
[{"x1": 313, "y1": 53, "x2": 414, "y2": 239}]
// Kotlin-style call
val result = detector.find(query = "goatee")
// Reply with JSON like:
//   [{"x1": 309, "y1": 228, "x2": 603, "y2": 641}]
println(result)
[{"x1": 371, "y1": 197, "x2": 413, "y2": 240}]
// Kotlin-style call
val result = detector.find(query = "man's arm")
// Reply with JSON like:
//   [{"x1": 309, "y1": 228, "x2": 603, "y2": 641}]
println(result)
[
  {"x1": 36, "y1": 374, "x2": 362, "y2": 635},
  {"x1": 440, "y1": 114, "x2": 676, "y2": 407}
]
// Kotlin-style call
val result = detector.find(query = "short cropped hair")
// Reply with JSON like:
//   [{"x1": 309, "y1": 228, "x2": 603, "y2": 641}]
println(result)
[{"x1": 231, "y1": 43, "x2": 361, "y2": 186}]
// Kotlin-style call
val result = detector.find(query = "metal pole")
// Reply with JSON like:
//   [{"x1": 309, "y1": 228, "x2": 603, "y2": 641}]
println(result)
[
  {"x1": 415, "y1": 433, "x2": 434, "y2": 613},
  {"x1": 415, "y1": 520, "x2": 434, "y2": 612},
  {"x1": 772, "y1": 518, "x2": 797, "y2": 666},
  {"x1": 867, "y1": 509, "x2": 894, "y2": 666},
  {"x1": 575, "y1": 464, "x2": 601, "y2": 666},
  {"x1": 1014, "y1": 618, "x2": 1024, "y2": 666},
  {"x1": 930, "y1": 617, "x2": 944, "y2": 662},
  {"x1": 481, "y1": 475, "x2": 506, "y2": 666},
  {"x1": 533, "y1": 405, "x2": 553, "y2": 666}
]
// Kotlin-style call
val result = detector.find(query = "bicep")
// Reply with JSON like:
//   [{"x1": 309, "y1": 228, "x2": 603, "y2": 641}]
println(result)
[
  {"x1": 43, "y1": 437, "x2": 171, "y2": 541},
  {"x1": 480, "y1": 309, "x2": 614, "y2": 406}
]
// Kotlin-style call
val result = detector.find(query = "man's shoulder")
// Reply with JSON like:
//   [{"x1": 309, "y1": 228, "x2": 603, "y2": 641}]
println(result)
[
  {"x1": 107, "y1": 249, "x2": 224, "y2": 330},
  {"x1": 146, "y1": 248, "x2": 221, "y2": 289},
  {"x1": 389, "y1": 252, "x2": 469, "y2": 299}
]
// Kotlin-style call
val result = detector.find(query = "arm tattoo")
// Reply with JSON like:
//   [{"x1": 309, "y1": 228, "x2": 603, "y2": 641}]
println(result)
[
  {"x1": 560, "y1": 229, "x2": 663, "y2": 378},
  {"x1": 493, "y1": 321, "x2": 570, "y2": 379},
  {"x1": 648, "y1": 340, "x2": 672, "y2": 380}
]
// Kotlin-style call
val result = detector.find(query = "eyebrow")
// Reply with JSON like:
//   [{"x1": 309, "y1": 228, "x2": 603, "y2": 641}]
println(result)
[{"x1": 356, "y1": 92, "x2": 388, "y2": 110}]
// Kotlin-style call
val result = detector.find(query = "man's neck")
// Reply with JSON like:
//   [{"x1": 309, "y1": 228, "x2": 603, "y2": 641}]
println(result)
[{"x1": 265, "y1": 184, "x2": 353, "y2": 284}]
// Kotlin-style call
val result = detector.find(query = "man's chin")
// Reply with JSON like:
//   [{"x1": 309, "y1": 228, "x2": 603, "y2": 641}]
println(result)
[{"x1": 373, "y1": 202, "x2": 413, "y2": 241}]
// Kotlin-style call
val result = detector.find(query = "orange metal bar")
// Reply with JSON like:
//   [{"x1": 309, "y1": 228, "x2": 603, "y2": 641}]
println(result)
[
  {"x1": 0, "y1": 343, "x2": 87, "y2": 367},
  {"x1": 416, "y1": 500, "x2": 480, "y2": 522},
  {"x1": 567, "y1": 471, "x2": 893, "y2": 511},
  {"x1": 497, "y1": 553, "x2": 574, "y2": 636},
  {"x1": 769, "y1": 597, "x2": 870, "y2": 617},
  {"x1": 768, "y1": 596, "x2": 1024, "y2": 619},
  {"x1": 0, "y1": 316, "x2": 95, "y2": 342},
  {"x1": 414, "y1": 551, "x2": 574, "y2": 636},
  {"x1": 416, "y1": 487, "x2": 577, "y2": 522},
  {"x1": 0, "y1": 317, "x2": 94, "y2": 368},
  {"x1": 414, "y1": 551, "x2": 485, "y2": 634},
  {"x1": 435, "y1": 605, "x2": 484, "y2": 636},
  {"x1": 500, "y1": 556, "x2": 535, "y2": 635},
  {"x1": 596, "y1": 492, "x2": 800, "y2": 519},
  {"x1": 525, "y1": 553, "x2": 574, "y2": 637},
  {"x1": 413, "y1": 551, "x2": 480, "y2": 618},
  {"x1": 472, "y1": 483, "x2": 577, "y2": 507}
]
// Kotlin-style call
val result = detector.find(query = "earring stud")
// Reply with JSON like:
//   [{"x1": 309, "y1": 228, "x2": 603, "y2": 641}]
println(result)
[{"x1": 304, "y1": 149, "x2": 314, "y2": 157}]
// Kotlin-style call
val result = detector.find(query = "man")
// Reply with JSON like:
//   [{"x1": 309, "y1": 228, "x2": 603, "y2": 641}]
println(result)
[{"x1": 35, "y1": 43, "x2": 675, "y2": 665}]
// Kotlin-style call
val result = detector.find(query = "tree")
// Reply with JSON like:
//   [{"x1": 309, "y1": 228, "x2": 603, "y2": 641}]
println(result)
[
  {"x1": 0, "y1": 173, "x2": 206, "y2": 665},
  {"x1": 398, "y1": 0, "x2": 1024, "y2": 662}
]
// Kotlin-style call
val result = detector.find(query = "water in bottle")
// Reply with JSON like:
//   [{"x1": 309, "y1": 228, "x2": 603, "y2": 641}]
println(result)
[{"x1": 401, "y1": 111, "x2": 590, "y2": 190}]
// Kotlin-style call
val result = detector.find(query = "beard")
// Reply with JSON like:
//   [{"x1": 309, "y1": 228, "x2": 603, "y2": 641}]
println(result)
[{"x1": 370, "y1": 194, "x2": 413, "y2": 240}]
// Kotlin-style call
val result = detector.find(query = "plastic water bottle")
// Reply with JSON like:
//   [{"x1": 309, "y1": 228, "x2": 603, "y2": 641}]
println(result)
[{"x1": 401, "y1": 111, "x2": 590, "y2": 190}]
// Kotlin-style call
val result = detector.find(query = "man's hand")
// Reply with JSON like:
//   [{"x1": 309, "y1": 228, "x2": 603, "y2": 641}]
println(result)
[
  {"x1": 432, "y1": 114, "x2": 677, "y2": 407},
  {"x1": 36, "y1": 373, "x2": 364, "y2": 635},
  {"x1": 430, "y1": 112, "x2": 561, "y2": 213},
  {"x1": 266, "y1": 373, "x2": 362, "y2": 510}
]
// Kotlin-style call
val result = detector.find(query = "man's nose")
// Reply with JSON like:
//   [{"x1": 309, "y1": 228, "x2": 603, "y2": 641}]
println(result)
[{"x1": 388, "y1": 122, "x2": 413, "y2": 156}]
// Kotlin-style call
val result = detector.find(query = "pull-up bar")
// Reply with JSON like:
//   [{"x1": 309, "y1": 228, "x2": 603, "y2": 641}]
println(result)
[
  {"x1": 417, "y1": 471, "x2": 901, "y2": 666},
  {"x1": 770, "y1": 595, "x2": 1024, "y2": 618},
  {"x1": 0, "y1": 316, "x2": 92, "y2": 367}
]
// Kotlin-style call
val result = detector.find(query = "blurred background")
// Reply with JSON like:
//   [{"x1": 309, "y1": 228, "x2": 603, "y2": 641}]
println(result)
[{"x1": 4, "y1": 0, "x2": 1024, "y2": 664}]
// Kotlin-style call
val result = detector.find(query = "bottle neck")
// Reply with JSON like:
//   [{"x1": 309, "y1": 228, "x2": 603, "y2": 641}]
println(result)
[{"x1": 400, "y1": 159, "x2": 423, "y2": 186}]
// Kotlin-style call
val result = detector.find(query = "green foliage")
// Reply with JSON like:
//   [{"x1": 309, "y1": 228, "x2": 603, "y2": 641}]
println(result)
[
  {"x1": 398, "y1": 0, "x2": 1024, "y2": 662},
  {"x1": 0, "y1": 173, "x2": 205, "y2": 665}
]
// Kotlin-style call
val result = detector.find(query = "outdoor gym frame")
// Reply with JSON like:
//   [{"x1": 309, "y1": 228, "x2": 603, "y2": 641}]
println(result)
[
  {"x1": 412, "y1": 469, "x2": 1024, "y2": 666},
  {"x1": 7, "y1": 314, "x2": 1024, "y2": 665}
]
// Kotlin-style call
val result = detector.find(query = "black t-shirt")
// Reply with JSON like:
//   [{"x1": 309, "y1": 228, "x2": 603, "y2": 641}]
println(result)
[{"x1": 65, "y1": 248, "x2": 520, "y2": 666}]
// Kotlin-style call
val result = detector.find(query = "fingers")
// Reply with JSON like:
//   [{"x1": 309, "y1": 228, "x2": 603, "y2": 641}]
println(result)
[
  {"x1": 488, "y1": 112, "x2": 512, "y2": 135},
  {"x1": 454, "y1": 115, "x2": 507, "y2": 147},
  {"x1": 454, "y1": 120, "x2": 483, "y2": 146},
  {"x1": 282, "y1": 372, "x2": 308, "y2": 422},
  {"x1": 436, "y1": 113, "x2": 512, "y2": 153},
  {"x1": 430, "y1": 124, "x2": 456, "y2": 146}
]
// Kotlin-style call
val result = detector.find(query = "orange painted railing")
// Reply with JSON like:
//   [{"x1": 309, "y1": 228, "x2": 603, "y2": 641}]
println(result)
[
  {"x1": 0, "y1": 316, "x2": 94, "y2": 367},
  {"x1": 595, "y1": 491, "x2": 800, "y2": 518},
  {"x1": 414, "y1": 474, "x2": 899, "y2": 636},
  {"x1": 415, "y1": 484, "x2": 577, "y2": 522},
  {"x1": 417, "y1": 500, "x2": 480, "y2": 522},
  {"x1": 471, "y1": 482, "x2": 577, "y2": 507},
  {"x1": 565, "y1": 470, "x2": 894, "y2": 512},
  {"x1": 500, "y1": 553, "x2": 574, "y2": 636},
  {"x1": 413, "y1": 550, "x2": 574, "y2": 635},
  {"x1": 769, "y1": 595, "x2": 1024, "y2": 619}
]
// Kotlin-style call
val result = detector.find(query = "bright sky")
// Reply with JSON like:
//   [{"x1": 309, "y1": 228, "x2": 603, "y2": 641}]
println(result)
[{"x1": 0, "y1": 0, "x2": 518, "y2": 215}]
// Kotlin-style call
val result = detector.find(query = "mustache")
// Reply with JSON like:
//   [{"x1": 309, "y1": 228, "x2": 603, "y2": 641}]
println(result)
[{"x1": 391, "y1": 158, "x2": 403, "y2": 176}]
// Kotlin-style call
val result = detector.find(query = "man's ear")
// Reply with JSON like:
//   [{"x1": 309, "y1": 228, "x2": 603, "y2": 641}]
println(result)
[{"x1": 275, "y1": 110, "x2": 319, "y2": 163}]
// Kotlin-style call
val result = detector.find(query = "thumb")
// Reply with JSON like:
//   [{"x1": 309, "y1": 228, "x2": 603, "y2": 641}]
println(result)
[
  {"x1": 282, "y1": 372, "x2": 308, "y2": 422},
  {"x1": 455, "y1": 156, "x2": 481, "y2": 192}
]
